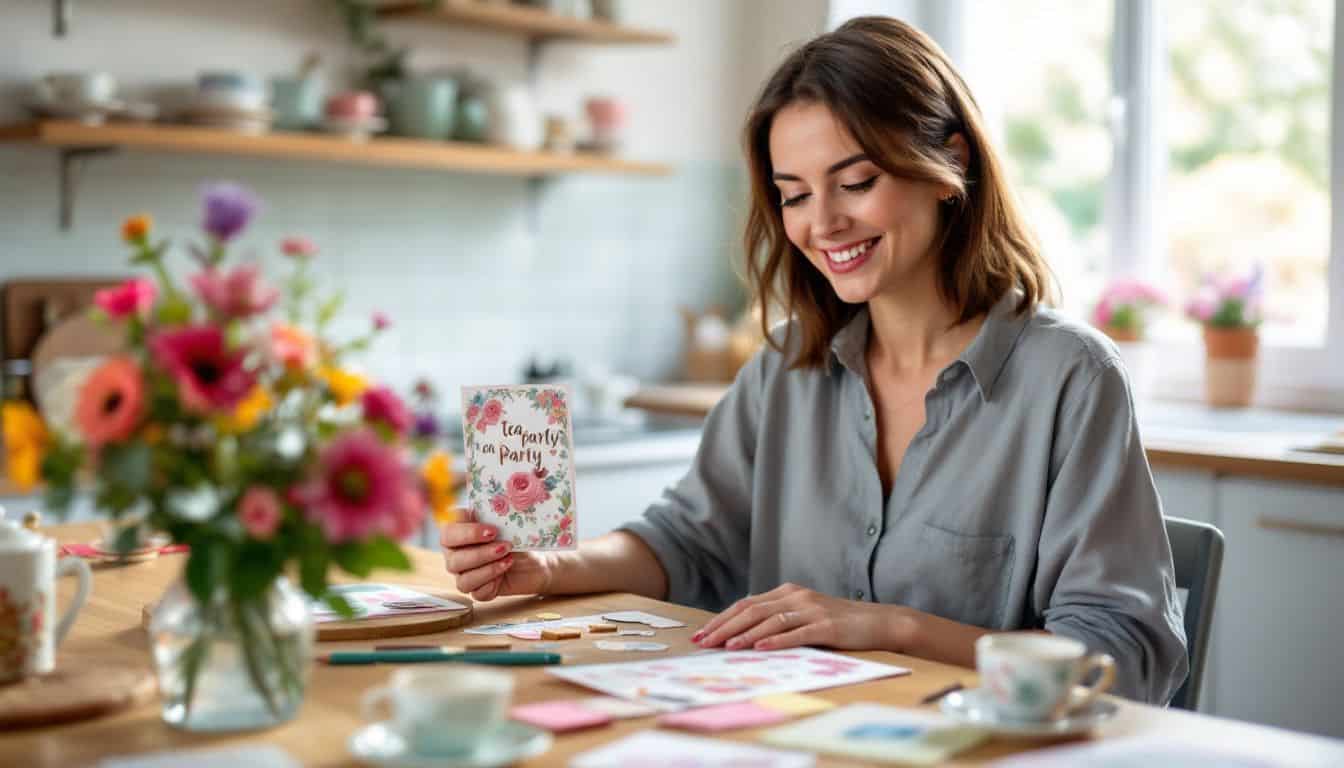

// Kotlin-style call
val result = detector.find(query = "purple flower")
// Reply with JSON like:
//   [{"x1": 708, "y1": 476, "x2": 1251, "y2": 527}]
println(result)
[
  {"x1": 412, "y1": 412, "x2": 440, "y2": 440},
  {"x1": 201, "y1": 182, "x2": 260, "y2": 242}
]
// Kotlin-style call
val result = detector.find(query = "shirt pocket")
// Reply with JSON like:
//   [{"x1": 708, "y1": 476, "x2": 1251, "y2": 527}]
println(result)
[{"x1": 907, "y1": 522, "x2": 1016, "y2": 628}]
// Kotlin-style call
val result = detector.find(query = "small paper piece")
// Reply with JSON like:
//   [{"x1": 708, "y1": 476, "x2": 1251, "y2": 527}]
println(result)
[
  {"x1": 507, "y1": 629, "x2": 544, "y2": 641},
  {"x1": 509, "y1": 700, "x2": 612, "y2": 733},
  {"x1": 310, "y1": 583, "x2": 466, "y2": 624},
  {"x1": 587, "y1": 623, "x2": 618, "y2": 633},
  {"x1": 755, "y1": 693, "x2": 837, "y2": 716},
  {"x1": 461, "y1": 384, "x2": 576, "y2": 551},
  {"x1": 466, "y1": 611, "x2": 679, "y2": 635},
  {"x1": 658, "y1": 701, "x2": 790, "y2": 732},
  {"x1": 100, "y1": 745, "x2": 300, "y2": 768},
  {"x1": 602, "y1": 611, "x2": 687, "y2": 628},
  {"x1": 595, "y1": 640, "x2": 669, "y2": 652},
  {"x1": 541, "y1": 628, "x2": 582, "y2": 640},
  {"x1": 570, "y1": 731, "x2": 815, "y2": 768},
  {"x1": 578, "y1": 696, "x2": 661, "y2": 719},
  {"x1": 536, "y1": 612, "x2": 564, "y2": 620},
  {"x1": 760, "y1": 704, "x2": 987, "y2": 766},
  {"x1": 617, "y1": 629, "x2": 656, "y2": 637}
]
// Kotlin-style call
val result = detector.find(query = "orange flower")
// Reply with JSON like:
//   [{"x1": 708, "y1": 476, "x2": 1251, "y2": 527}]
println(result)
[
  {"x1": 270, "y1": 323, "x2": 317, "y2": 370},
  {"x1": 319, "y1": 366, "x2": 367, "y2": 407},
  {"x1": 75, "y1": 357, "x2": 146, "y2": 447},
  {"x1": 3, "y1": 401, "x2": 49, "y2": 490},
  {"x1": 121, "y1": 214, "x2": 152, "y2": 244},
  {"x1": 420, "y1": 451, "x2": 455, "y2": 523}
]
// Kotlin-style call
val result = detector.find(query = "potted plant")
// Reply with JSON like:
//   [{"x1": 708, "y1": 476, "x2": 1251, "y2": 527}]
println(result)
[
  {"x1": 1091, "y1": 278, "x2": 1168, "y2": 343},
  {"x1": 21, "y1": 182, "x2": 454, "y2": 731},
  {"x1": 1184, "y1": 265, "x2": 1264, "y2": 407}
]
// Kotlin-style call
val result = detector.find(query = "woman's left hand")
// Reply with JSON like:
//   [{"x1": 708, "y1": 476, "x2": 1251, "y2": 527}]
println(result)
[{"x1": 691, "y1": 583, "x2": 916, "y2": 652}]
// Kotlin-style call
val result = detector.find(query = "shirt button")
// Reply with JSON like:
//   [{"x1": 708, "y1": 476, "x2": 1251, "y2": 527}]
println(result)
[
  {"x1": 855, "y1": 590, "x2": 866, "y2": 600},
  {"x1": 866, "y1": 524, "x2": 878, "y2": 536}
]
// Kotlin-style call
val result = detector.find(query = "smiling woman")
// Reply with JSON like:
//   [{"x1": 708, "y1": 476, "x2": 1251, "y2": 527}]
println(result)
[{"x1": 436, "y1": 15, "x2": 1189, "y2": 707}]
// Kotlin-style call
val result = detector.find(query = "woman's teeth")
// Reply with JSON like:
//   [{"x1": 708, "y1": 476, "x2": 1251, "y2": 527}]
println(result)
[{"x1": 828, "y1": 237, "x2": 878, "y2": 263}]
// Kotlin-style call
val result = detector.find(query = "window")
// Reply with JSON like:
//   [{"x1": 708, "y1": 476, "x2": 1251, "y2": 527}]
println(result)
[{"x1": 832, "y1": 0, "x2": 1343, "y2": 407}]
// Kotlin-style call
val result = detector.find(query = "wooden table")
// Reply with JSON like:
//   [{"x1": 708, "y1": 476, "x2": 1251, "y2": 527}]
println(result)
[{"x1": 9, "y1": 523, "x2": 1343, "y2": 767}]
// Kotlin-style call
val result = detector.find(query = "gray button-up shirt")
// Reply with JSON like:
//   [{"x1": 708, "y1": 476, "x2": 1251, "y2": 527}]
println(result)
[{"x1": 619, "y1": 294, "x2": 1189, "y2": 704}]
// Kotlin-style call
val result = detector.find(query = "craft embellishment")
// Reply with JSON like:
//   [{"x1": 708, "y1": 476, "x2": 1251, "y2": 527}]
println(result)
[{"x1": 461, "y1": 385, "x2": 577, "y2": 550}]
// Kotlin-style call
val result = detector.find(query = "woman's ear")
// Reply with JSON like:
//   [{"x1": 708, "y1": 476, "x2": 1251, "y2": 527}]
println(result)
[{"x1": 946, "y1": 132, "x2": 970, "y2": 172}]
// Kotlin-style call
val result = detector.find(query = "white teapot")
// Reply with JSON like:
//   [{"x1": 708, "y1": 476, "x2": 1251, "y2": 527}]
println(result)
[{"x1": 0, "y1": 508, "x2": 91, "y2": 682}]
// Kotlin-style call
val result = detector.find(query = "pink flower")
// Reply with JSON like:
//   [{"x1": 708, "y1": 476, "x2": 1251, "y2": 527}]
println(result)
[
  {"x1": 297, "y1": 429, "x2": 413, "y2": 543},
  {"x1": 239, "y1": 486, "x2": 282, "y2": 540},
  {"x1": 475, "y1": 420, "x2": 487, "y2": 431},
  {"x1": 150, "y1": 325, "x2": 256, "y2": 412},
  {"x1": 372, "y1": 312, "x2": 390, "y2": 331},
  {"x1": 482, "y1": 399, "x2": 503, "y2": 426},
  {"x1": 490, "y1": 494, "x2": 508, "y2": 515},
  {"x1": 466, "y1": 405, "x2": 481, "y2": 424},
  {"x1": 94, "y1": 278, "x2": 157, "y2": 320},
  {"x1": 385, "y1": 487, "x2": 425, "y2": 541},
  {"x1": 558, "y1": 532, "x2": 573, "y2": 547},
  {"x1": 558, "y1": 514, "x2": 572, "y2": 530},
  {"x1": 190, "y1": 264, "x2": 279, "y2": 318},
  {"x1": 361, "y1": 386, "x2": 411, "y2": 437},
  {"x1": 280, "y1": 236, "x2": 317, "y2": 259},
  {"x1": 1090, "y1": 296, "x2": 1113, "y2": 327},
  {"x1": 506, "y1": 470, "x2": 548, "y2": 512}
]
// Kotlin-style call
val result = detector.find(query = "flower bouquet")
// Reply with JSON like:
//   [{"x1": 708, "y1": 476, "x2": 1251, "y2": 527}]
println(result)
[
  {"x1": 25, "y1": 182, "x2": 452, "y2": 731},
  {"x1": 1184, "y1": 264, "x2": 1264, "y2": 407},
  {"x1": 1090, "y1": 278, "x2": 1168, "y2": 342}
]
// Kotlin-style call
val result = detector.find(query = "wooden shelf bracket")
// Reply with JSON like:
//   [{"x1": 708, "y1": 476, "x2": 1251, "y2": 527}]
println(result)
[{"x1": 58, "y1": 145, "x2": 117, "y2": 231}]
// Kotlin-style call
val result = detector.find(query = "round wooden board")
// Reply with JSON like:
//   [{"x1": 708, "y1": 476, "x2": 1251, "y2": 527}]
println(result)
[
  {"x1": 0, "y1": 658, "x2": 157, "y2": 729},
  {"x1": 141, "y1": 592, "x2": 474, "y2": 642}
]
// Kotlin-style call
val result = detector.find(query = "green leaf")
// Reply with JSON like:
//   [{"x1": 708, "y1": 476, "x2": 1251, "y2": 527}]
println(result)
[
  {"x1": 156, "y1": 295, "x2": 193, "y2": 325},
  {"x1": 184, "y1": 538, "x2": 228, "y2": 604},
  {"x1": 231, "y1": 541, "x2": 283, "y2": 601},
  {"x1": 331, "y1": 536, "x2": 410, "y2": 578},
  {"x1": 298, "y1": 527, "x2": 330, "y2": 597},
  {"x1": 100, "y1": 442, "x2": 152, "y2": 492},
  {"x1": 322, "y1": 592, "x2": 357, "y2": 619},
  {"x1": 316, "y1": 291, "x2": 345, "y2": 329},
  {"x1": 114, "y1": 523, "x2": 144, "y2": 555}
]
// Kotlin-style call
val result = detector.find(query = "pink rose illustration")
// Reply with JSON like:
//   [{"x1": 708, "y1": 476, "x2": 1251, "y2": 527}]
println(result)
[
  {"x1": 558, "y1": 532, "x2": 573, "y2": 547},
  {"x1": 558, "y1": 515, "x2": 572, "y2": 530},
  {"x1": 476, "y1": 419, "x2": 487, "y2": 431},
  {"x1": 490, "y1": 494, "x2": 508, "y2": 515},
  {"x1": 482, "y1": 399, "x2": 503, "y2": 425},
  {"x1": 466, "y1": 404, "x2": 481, "y2": 424},
  {"x1": 506, "y1": 471, "x2": 548, "y2": 512}
]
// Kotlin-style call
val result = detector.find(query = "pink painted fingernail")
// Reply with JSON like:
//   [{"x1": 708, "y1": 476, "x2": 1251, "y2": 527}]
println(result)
[
  {"x1": 483, "y1": 528, "x2": 496, "y2": 541},
  {"x1": 691, "y1": 630, "x2": 704, "y2": 643},
  {"x1": 495, "y1": 544, "x2": 507, "y2": 555},
  {"x1": 755, "y1": 639, "x2": 772, "y2": 650},
  {"x1": 726, "y1": 637, "x2": 744, "y2": 650}
]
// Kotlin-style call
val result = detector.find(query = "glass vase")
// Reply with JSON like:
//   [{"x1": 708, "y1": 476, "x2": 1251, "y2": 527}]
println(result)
[{"x1": 148, "y1": 575, "x2": 315, "y2": 731}]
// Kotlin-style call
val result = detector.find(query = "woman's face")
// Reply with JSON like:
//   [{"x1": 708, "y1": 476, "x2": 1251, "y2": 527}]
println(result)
[{"x1": 769, "y1": 101, "x2": 950, "y2": 305}]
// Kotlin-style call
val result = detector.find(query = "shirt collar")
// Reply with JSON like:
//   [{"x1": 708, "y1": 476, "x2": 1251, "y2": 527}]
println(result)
[{"x1": 827, "y1": 292, "x2": 1032, "y2": 401}]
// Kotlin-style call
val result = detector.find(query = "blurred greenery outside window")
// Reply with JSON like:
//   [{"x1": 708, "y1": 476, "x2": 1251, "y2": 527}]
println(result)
[{"x1": 965, "y1": 0, "x2": 1334, "y2": 348}]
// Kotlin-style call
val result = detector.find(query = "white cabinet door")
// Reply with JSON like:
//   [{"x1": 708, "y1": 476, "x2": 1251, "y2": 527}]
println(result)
[
  {"x1": 577, "y1": 462, "x2": 692, "y2": 541},
  {"x1": 1212, "y1": 478, "x2": 1344, "y2": 738}
]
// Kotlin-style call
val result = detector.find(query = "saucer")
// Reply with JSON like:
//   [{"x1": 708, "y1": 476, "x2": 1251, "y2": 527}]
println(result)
[
  {"x1": 939, "y1": 687, "x2": 1118, "y2": 737},
  {"x1": 319, "y1": 115, "x2": 388, "y2": 141},
  {"x1": 349, "y1": 721, "x2": 552, "y2": 768}
]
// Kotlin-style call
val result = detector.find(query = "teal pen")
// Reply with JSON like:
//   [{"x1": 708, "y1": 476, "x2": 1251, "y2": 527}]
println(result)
[{"x1": 319, "y1": 650, "x2": 562, "y2": 666}]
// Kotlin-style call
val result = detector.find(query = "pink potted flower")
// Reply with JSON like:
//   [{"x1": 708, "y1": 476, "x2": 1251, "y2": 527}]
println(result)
[{"x1": 1185, "y1": 265, "x2": 1264, "y2": 408}]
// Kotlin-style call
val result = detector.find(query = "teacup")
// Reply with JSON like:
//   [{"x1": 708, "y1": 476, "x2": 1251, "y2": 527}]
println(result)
[
  {"x1": 195, "y1": 71, "x2": 267, "y2": 112},
  {"x1": 975, "y1": 632, "x2": 1115, "y2": 722},
  {"x1": 326, "y1": 90, "x2": 379, "y2": 122},
  {"x1": 40, "y1": 71, "x2": 117, "y2": 105},
  {"x1": 362, "y1": 667, "x2": 514, "y2": 756},
  {"x1": 0, "y1": 509, "x2": 92, "y2": 683}
]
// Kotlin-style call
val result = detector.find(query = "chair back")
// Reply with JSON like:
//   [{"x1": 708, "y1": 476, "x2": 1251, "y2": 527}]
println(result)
[{"x1": 1165, "y1": 516, "x2": 1225, "y2": 711}]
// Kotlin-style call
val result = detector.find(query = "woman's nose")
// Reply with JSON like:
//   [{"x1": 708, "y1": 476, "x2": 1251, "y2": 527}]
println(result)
[{"x1": 810, "y1": 194, "x2": 850, "y2": 241}]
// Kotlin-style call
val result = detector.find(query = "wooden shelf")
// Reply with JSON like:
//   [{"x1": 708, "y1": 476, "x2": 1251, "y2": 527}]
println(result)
[
  {"x1": 0, "y1": 120, "x2": 670, "y2": 176},
  {"x1": 375, "y1": 1, "x2": 675, "y2": 44}
]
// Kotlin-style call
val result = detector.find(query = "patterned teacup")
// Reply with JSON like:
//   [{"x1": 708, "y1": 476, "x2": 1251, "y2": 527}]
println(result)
[{"x1": 976, "y1": 632, "x2": 1115, "y2": 722}]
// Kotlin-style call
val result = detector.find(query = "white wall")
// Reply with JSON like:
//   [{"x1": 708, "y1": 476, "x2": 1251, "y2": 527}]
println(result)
[{"x1": 0, "y1": 0, "x2": 820, "y2": 400}]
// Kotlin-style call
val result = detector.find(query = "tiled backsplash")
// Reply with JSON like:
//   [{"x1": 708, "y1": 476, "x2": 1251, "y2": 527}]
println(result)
[{"x1": 0, "y1": 0, "x2": 757, "y2": 399}]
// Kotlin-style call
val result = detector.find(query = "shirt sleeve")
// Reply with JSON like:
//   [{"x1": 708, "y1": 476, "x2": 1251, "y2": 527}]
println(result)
[
  {"x1": 1037, "y1": 356, "x2": 1190, "y2": 705},
  {"x1": 615, "y1": 351, "x2": 765, "y2": 612}
]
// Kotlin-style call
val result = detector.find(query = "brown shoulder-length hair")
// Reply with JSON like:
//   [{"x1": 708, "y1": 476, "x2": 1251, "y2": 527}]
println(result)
[{"x1": 743, "y1": 16, "x2": 1054, "y2": 369}]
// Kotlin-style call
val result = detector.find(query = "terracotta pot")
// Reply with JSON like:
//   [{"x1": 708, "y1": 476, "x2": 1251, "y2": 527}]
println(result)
[
  {"x1": 1202, "y1": 327, "x2": 1258, "y2": 408},
  {"x1": 1102, "y1": 325, "x2": 1141, "y2": 343}
]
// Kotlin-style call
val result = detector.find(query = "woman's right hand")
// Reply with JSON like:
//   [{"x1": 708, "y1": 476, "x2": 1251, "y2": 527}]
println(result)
[{"x1": 439, "y1": 509, "x2": 552, "y2": 602}]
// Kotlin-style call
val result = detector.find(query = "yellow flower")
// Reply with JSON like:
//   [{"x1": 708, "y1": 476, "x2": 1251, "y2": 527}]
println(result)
[
  {"x1": 320, "y1": 366, "x2": 367, "y2": 407},
  {"x1": 215, "y1": 385, "x2": 272, "y2": 434},
  {"x1": 421, "y1": 451, "x2": 455, "y2": 523},
  {"x1": 121, "y1": 214, "x2": 152, "y2": 244},
  {"x1": 3, "y1": 401, "x2": 49, "y2": 491}
]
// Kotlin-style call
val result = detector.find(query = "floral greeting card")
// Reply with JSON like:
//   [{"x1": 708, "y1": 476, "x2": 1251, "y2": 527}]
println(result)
[{"x1": 461, "y1": 384, "x2": 576, "y2": 550}]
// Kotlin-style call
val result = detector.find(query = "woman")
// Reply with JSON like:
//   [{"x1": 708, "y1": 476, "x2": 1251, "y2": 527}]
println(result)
[{"x1": 440, "y1": 16, "x2": 1188, "y2": 704}]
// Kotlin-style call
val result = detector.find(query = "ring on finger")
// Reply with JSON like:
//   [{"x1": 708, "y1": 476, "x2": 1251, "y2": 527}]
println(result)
[{"x1": 777, "y1": 611, "x2": 792, "y2": 627}]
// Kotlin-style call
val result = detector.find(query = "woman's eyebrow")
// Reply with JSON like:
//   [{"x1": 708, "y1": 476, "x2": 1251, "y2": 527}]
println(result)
[{"x1": 772, "y1": 153, "x2": 870, "y2": 181}]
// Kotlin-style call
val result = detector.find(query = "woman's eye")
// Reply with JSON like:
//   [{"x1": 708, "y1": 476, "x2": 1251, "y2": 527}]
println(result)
[
  {"x1": 781, "y1": 192, "x2": 810, "y2": 208},
  {"x1": 841, "y1": 175, "x2": 879, "y2": 193}
]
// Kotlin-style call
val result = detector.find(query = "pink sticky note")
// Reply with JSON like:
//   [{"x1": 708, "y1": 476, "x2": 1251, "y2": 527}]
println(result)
[
  {"x1": 510, "y1": 700, "x2": 613, "y2": 733},
  {"x1": 657, "y1": 701, "x2": 790, "y2": 732}
]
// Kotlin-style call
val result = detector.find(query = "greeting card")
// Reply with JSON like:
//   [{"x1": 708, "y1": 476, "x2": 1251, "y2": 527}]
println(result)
[{"x1": 461, "y1": 384, "x2": 577, "y2": 550}]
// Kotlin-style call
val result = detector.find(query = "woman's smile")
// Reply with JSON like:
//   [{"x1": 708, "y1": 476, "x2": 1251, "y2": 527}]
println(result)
[{"x1": 820, "y1": 235, "x2": 882, "y2": 274}]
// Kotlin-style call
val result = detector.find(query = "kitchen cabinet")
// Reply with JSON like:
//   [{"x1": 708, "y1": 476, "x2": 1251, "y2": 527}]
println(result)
[{"x1": 1210, "y1": 478, "x2": 1344, "y2": 738}]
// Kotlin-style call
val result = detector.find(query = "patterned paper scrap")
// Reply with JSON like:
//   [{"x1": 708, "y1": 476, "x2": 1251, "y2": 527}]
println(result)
[{"x1": 461, "y1": 384, "x2": 577, "y2": 551}]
